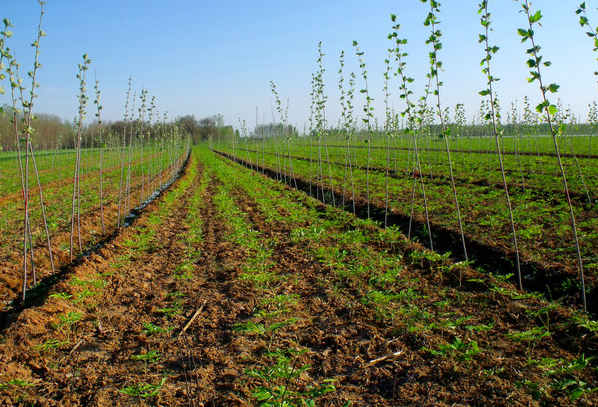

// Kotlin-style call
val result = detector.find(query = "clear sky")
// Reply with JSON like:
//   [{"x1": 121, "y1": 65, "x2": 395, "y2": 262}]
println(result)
[{"x1": 2, "y1": 0, "x2": 597, "y2": 130}]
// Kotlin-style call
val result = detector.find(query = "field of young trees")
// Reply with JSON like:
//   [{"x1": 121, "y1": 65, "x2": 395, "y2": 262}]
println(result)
[{"x1": 1, "y1": 0, "x2": 598, "y2": 406}]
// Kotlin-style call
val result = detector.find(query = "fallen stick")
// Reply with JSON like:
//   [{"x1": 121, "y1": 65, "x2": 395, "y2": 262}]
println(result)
[
  {"x1": 69, "y1": 339, "x2": 83, "y2": 354},
  {"x1": 361, "y1": 350, "x2": 404, "y2": 368},
  {"x1": 179, "y1": 300, "x2": 207, "y2": 336}
]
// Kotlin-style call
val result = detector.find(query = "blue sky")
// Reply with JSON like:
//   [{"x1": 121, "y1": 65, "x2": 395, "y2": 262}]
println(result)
[{"x1": 2, "y1": 1, "x2": 597, "y2": 130}]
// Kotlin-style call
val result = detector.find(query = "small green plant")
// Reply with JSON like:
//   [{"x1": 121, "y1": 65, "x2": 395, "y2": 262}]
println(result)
[
  {"x1": 482, "y1": 366, "x2": 505, "y2": 378},
  {"x1": 141, "y1": 322, "x2": 172, "y2": 335},
  {"x1": 73, "y1": 288, "x2": 97, "y2": 304},
  {"x1": 234, "y1": 315, "x2": 298, "y2": 353},
  {"x1": 53, "y1": 311, "x2": 82, "y2": 341},
  {"x1": 573, "y1": 314, "x2": 598, "y2": 337},
  {"x1": 261, "y1": 293, "x2": 300, "y2": 309},
  {"x1": 507, "y1": 326, "x2": 550, "y2": 357},
  {"x1": 35, "y1": 339, "x2": 69, "y2": 351},
  {"x1": 173, "y1": 262, "x2": 194, "y2": 279},
  {"x1": 156, "y1": 300, "x2": 181, "y2": 317},
  {"x1": 0, "y1": 378, "x2": 34, "y2": 401},
  {"x1": 165, "y1": 291, "x2": 186, "y2": 299},
  {"x1": 131, "y1": 350, "x2": 161, "y2": 363},
  {"x1": 516, "y1": 379, "x2": 547, "y2": 401},
  {"x1": 246, "y1": 348, "x2": 340, "y2": 407},
  {"x1": 70, "y1": 276, "x2": 107, "y2": 288},
  {"x1": 123, "y1": 228, "x2": 155, "y2": 254},
  {"x1": 552, "y1": 377, "x2": 597, "y2": 402},
  {"x1": 423, "y1": 337, "x2": 481, "y2": 362},
  {"x1": 525, "y1": 303, "x2": 558, "y2": 332},
  {"x1": 49, "y1": 292, "x2": 72, "y2": 301},
  {"x1": 121, "y1": 377, "x2": 167, "y2": 399},
  {"x1": 0, "y1": 378, "x2": 33, "y2": 390}
]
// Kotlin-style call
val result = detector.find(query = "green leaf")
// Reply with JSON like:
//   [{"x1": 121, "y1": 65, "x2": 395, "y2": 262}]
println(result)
[
  {"x1": 547, "y1": 83, "x2": 560, "y2": 93},
  {"x1": 479, "y1": 89, "x2": 490, "y2": 96},
  {"x1": 548, "y1": 104, "x2": 558, "y2": 116},
  {"x1": 529, "y1": 10, "x2": 542, "y2": 24},
  {"x1": 570, "y1": 387, "x2": 585, "y2": 401}
]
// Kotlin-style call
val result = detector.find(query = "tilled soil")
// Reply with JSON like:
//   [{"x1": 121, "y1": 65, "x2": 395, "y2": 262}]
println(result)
[
  {"x1": 0, "y1": 149, "x2": 596, "y2": 406},
  {"x1": 0, "y1": 159, "x2": 183, "y2": 308}
]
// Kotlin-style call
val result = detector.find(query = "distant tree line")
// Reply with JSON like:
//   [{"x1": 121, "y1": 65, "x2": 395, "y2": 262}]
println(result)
[
  {"x1": 0, "y1": 105, "x2": 232, "y2": 151},
  {"x1": 252, "y1": 123, "x2": 299, "y2": 139},
  {"x1": 175, "y1": 114, "x2": 234, "y2": 145}
]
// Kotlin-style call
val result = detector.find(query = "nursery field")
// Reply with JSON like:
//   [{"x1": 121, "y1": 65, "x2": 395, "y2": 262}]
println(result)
[
  {"x1": 0, "y1": 145, "x2": 187, "y2": 308},
  {"x1": 1, "y1": 146, "x2": 596, "y2": 406},
  {"x1": 219, "y1": 133, "x2": 598, "y2": 313}
]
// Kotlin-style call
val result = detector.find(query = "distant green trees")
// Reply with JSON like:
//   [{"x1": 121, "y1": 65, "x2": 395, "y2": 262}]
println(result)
[{"x1": 175, "y1": 114, "x2": 233, "y2": 144}]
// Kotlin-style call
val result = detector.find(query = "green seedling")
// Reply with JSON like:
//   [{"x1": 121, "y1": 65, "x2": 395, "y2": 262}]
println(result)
[
  {"x1": 121, "y1": 377, "x2": 167, "y2": 399},
  {"x1": 49, "y1": 292, "x2": 72, "y2": 301},
  {"x1": 73, "y1": 288, "x2": 97, "y2": 304},
  {"x1": 423, "y1": 337, "x2": 481, "y2": 362},
  {"x1": 525, "y1": 303, "x2": 558, "y2": 332},
  {"x1": 126, "y1": 228, "x2": 155, "y2": 251},
  {"x1": 260, "y1": 293, "x2": 300, "y2": 310},
  {"x1": 369, "y1": 266, "x2": 403, "y2": 289},
  {"x1": 35, "y1": 339, "x2": 69, "y2": 352},
  {"x1": 70, "y1": 277, "x2": 107, "y2": 288},
  {"x1": 157, "y1": 300, "x2": 181, "y2": 317},
  {"x1": 0, "y1": 378, "x2": 34, "y2": 401},
  {"x1": 173, "y1": 262, "x2": 194, "y2": 279},
  {"x1": 482, "y1": 366, "x2": 505, "y2": 378},
  {"x1": 131, "y1": 350, "x2": 161, "y2": 363},
  {"x1": 0, "y1": 378, "x2": 33, "y2": 390},
  {"x1": 507, "y1": 326, "x2": 550, "y2": 358},
  {"x1": 142, "y1": 322, "x2": 172, "y2": 335},
  {"x1": 465, "y1": 322, "x2": 495, "y2": 332},
  {"x1": 552, "y1": 377, "x2": 597, "y2": 402},
  {"x1": 246, "y1": 348, "x2": 340, "y2": 407},
  {"x1": 573, "y1": 314, "x2": 598, "y2": 336},
  {"x1": 53, "y1": 311, "x2": 83, "y2": 342},
  {"x1": 516, "y1": 379, "x2": 547, "y2": 401}
]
